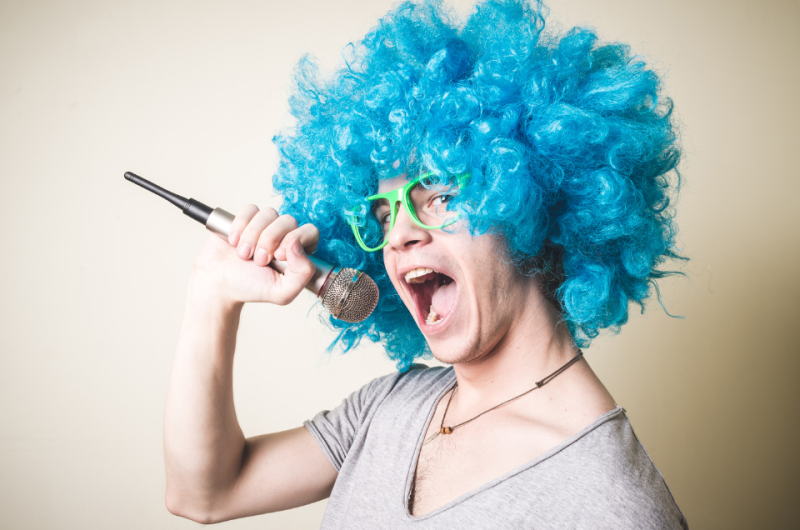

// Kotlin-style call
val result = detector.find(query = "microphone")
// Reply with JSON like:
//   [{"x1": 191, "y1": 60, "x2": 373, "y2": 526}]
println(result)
[{"x1": 124, "y1": 172, "x2": 379, "y2": 323}]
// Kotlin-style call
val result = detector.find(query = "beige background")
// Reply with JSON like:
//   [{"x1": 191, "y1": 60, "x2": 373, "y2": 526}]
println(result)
[{"x1": 1, "y1": 0, "x2": 798, "y2": 528}]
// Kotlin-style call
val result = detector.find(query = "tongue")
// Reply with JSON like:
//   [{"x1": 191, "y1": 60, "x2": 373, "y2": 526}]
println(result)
[{"x1": 431, "y1": 281, "x2": 456, "y2": 318}]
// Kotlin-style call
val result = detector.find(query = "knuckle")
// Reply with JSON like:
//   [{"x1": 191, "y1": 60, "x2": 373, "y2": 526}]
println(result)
[
  {"x1": 237, "y1": 204, "x2": 259, "y2": 217},
  {"x1": 256, "y1": 208, "x2": 279, "y2": 223},
  {"x1": 278, "y1": 214, "x2": 298, "y2": 229},
  {"x1": 240, "y1": 224, "x2": 259, "y2": 242},
  {"x1": 273, "y1": 292, "x2": 291, "y2": 306},
  {"x1": 304, "y1": 223, "x2": 320, "y2": 238},
  {"x1": 233, "y1": 205, "x2": 259, "y2": 231},
  {"x1": 258, "y1": 235, "x2": 281, "y2": 253}
]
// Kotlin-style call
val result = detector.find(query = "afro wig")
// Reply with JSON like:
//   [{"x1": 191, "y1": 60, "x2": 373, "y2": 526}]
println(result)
[{"x1": 272, "y1": 0, "x2": 684, "y2": 371}]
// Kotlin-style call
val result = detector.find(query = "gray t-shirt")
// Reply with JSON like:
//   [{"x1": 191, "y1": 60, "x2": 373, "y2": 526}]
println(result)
[{"x1": 304, "y1": 364, "x2": 688, "y2": 529}]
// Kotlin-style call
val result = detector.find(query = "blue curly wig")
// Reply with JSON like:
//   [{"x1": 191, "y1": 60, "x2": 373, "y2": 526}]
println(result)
[{"x1": 272, "y1": 0, "x2": 683, "y2": 371}]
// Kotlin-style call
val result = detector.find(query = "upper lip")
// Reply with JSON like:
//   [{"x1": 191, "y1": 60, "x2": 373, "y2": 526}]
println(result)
[{"x1": 397, "y1": 263, "x2": 456, "y2": 284}]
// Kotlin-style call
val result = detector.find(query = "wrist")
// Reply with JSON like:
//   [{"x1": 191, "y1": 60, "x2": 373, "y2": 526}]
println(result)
[{"x1": 187, "y1": 269, "x2": 245, "y2": 315}]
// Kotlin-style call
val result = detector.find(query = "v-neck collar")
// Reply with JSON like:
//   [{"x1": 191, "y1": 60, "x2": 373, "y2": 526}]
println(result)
[{"x1": 401, "y1": 368, "x2": 624, "y2": 521}]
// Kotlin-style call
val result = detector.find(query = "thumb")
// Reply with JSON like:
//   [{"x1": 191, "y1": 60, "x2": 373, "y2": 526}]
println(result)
[{"x1": 272, "y1": 239, "x2": 316, "y2": 305}]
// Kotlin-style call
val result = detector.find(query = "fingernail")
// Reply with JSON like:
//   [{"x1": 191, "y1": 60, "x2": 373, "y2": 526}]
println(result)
[
  {"x1": 291, "y1": 240, "x2": 305, "y2": 256},
  {"x1": 254, "y1": 248, "x2": 268, "y2": 265},
  {"x1": 229, "y1": 231, "x2": 240, "y2": 246},
  {"x1": 237, "y1": 243, "x2": 252, "y2": 259}
]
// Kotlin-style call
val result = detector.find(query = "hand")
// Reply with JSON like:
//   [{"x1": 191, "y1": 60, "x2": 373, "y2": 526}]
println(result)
[{"x1": 191, "y1": 204, "x2": 320, "y2": 307}]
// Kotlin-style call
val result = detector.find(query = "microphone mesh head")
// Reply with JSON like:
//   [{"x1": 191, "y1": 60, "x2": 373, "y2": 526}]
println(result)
[{"x1": 320, "y1": 268, "x2": 379, "y2": 323}]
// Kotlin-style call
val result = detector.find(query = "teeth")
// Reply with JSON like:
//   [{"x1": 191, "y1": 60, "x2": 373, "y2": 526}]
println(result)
[
  {"x1": 405, "y1": 267, "x2": 435, "y2": 284},
  {"x1": 426, "y1": 305, "x2": 441, "y2": 325}
]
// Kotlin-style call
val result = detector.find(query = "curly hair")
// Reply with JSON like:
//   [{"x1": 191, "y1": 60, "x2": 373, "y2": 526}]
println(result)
[{"x1": 272, "y1": 0, "x2": 683, "y2": 371}]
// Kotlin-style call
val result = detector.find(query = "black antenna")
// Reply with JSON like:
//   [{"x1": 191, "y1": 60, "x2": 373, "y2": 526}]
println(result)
[{"x1": 124, "y1": 171, "x2": 213, "y2": 224}]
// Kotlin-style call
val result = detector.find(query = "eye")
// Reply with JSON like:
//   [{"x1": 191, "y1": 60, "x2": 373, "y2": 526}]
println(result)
[
  {"x1": 429, "y1": 193, "x2": 456, "y2": 211},
  {"x1": 432, "y1": 194, "x2": 453, "y2": 206},
  {"x1": 373, "y1": 206, "x2": 391, "y2": 226}
]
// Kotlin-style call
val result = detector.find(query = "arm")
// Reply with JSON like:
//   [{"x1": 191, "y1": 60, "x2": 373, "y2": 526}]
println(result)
[{"x1": 163, "y1": 207, "x2": 337, "y2": 523}]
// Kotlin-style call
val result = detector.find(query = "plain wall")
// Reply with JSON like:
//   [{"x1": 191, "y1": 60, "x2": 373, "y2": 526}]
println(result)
[{"x1": 1, "y1": 0, "x2": 798, "y2": 528}]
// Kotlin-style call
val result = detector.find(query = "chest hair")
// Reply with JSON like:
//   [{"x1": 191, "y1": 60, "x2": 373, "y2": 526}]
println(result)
[{"x1": 409, "y1": 431, "x2": 468, "y2": 515}]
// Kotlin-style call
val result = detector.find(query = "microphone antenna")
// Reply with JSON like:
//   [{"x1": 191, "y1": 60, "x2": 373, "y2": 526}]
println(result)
[{"x1": 124, "y1": 172, "x2": 378, "y2": 323}]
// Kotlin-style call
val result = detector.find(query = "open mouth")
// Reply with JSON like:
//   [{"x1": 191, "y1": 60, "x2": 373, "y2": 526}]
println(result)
[{"x1": 404, "y1": 268, "x2": 457, "y2": 326}]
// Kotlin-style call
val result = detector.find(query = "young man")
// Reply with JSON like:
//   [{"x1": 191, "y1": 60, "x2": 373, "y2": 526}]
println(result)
[{"x1": 164, "y1": 1, "x2": 688, "y2": 527}]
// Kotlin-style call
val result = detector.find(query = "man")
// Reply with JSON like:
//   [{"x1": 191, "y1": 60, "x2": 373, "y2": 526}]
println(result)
[{"x1": 164, "y1": 0, "x2": 688, "y2": 527}]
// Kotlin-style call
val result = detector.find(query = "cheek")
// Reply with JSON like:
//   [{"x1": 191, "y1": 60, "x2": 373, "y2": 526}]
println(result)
[
  {"x1": 471, "y1": 256, "x2": 521, "y2": 315},
  {"x1": 382, "y1": 251, "x2": 404, "y2": 296}
]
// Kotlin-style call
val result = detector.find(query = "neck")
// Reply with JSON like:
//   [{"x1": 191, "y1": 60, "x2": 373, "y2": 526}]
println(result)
[{"x1": 451, "y1": 291, "x2": 579, "y2": 409}]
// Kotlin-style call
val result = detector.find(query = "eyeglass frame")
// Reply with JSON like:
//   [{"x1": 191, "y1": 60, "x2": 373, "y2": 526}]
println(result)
[{"x1": 346, "y1": 172, "x2": 470, "y2": 252}]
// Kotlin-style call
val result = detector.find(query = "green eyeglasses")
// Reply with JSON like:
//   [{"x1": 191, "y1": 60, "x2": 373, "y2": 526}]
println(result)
[{"x1": 346, "y1": 172, "x2": 470, "y2": 252}]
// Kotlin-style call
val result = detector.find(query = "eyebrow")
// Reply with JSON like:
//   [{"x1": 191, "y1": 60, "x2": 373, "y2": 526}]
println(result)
[{"x1": 371, "y1": 198, "x2": 389, "y2": 213}]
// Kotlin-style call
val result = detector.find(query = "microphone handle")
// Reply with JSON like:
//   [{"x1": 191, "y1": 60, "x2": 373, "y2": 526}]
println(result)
[
  {"x1": 204, "y1": 208, "x2": 336, "y2": 298},
  {"x1": 122, "y1": 171, "x2": 340, "y2": 300}
]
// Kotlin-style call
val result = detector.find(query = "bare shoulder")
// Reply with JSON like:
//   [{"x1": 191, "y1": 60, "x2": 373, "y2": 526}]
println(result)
[{"x1": 542, "y1": 356, "x2": 618, "y2": 434}]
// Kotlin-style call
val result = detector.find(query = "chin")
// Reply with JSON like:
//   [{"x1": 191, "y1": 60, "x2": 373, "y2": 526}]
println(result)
[
  {"x1": 427, "y1": 342, "x2": 462, "y2": 365},
  {"x1": 425, "y1": 329, "x2": 486, "y2": 365},
  {"x1": 429, "y1": 348, "x2": 473, "y2": 366}
]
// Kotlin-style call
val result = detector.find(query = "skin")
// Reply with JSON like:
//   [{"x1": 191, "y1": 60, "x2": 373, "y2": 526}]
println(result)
[
  {"x1": 163, "y1": 178, "x2": 616, "y2": 522},
  {"x1": 163, "y1": 206, "x2": 338, "y2": 523},
  {"x1": 377, "y1": 175, "x2": 617, "y2": 515}
]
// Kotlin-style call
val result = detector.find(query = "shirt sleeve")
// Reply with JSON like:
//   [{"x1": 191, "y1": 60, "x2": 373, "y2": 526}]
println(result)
[{"x1": 303, "y1": 371, "x2": 400, "y2": 471}]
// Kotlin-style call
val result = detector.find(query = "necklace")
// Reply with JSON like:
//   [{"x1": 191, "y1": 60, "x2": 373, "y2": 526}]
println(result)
[{"x1": 423, "y1": 350, "x2": 584, "y2": 446}]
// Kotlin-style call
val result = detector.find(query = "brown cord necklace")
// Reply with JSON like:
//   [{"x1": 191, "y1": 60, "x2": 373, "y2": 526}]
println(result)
[{"x1": 423, "y1": 350, "x2": 584, "y2": 446}]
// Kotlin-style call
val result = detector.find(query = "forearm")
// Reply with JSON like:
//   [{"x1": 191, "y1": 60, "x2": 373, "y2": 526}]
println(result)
[{"x1": 164, "y1": 271, "x2": 246, "y2": 516}]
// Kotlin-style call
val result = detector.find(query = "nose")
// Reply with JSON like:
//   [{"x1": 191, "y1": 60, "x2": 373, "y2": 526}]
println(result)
[{"x1": 386, "y1": 201, "x2": 432, "y2": 250}]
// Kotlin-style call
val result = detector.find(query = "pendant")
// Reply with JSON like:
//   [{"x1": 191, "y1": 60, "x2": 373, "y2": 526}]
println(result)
[
  {"x1": 423, "y1": 426, "x2": 454, "y2": 446},
  {"x1": 423, "y1": 432, "x2": 440, "y2": 446}
]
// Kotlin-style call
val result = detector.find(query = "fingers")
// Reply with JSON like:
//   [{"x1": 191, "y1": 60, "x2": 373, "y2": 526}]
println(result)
[
  {"x1": 211, "y1": 203, "x2": 321, "y2": 306},
  {"x1": 272, "y1": 223, "x2": 320, "y2": 262},
  {"x1": 270, "y1": 240, "x2": 317, "y2": 306},
  {"x1": 228, "y1": 204, "x2": 261, "y2": 247},
  {"x1": 238, "y1": 208, "x2": 282, "y2": 261},
  {"x1": 248, "y1": 214, "x2": 294, "y2": 265},
  {"x1": 229, "y1": 205, "x2": 320, "y2": 266},
  {"x1": 249, "y1": 218, "x2": 319, "y2": 305}
]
